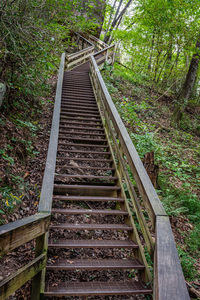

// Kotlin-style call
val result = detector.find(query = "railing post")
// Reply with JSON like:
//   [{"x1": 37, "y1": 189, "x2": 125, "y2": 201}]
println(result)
[{"x1": 31, "y1": 233, "x2": 48, "y2": 299}]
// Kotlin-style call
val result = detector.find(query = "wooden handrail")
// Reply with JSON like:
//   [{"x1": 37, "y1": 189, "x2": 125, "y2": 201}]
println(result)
[
  {"x1": 155, "y1": 216, "x2": 190, "y2": 300},
  {"x1": 75, "y1": 32, "x2": 94, "y2": 47},
  {"x1": 0, "y1": 213, "x2": 50, "y2": 256},
  {"x1": 89, "y1": 53, "x2": 190, "y2": 300},
  {"x1": 66, "y1": 46, "x2": 95, "y2": 69},
  {"x1": 39, "y1": 53, "x2": 65, "y2": 213},
  {"x1": 86, "y1": 34, "x2": 109, "y2": 49},
  {"x1": 67, "y1": 45, "x2": 94, "y2": 59},
  {"x1": 93, "y1": 44, "x2": 115, "y2": 57},
  {"x1": 0, "y1": 253, "x2": 46, "y2": 300}
]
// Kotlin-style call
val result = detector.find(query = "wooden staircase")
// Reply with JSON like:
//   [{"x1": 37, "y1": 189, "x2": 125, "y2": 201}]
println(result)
[
  {"x1": 44, "y1": 63, "x2": 152, "y2": 297},
  {"x1": 0, "y1": 33, "x2": 190, "y2": 300}
]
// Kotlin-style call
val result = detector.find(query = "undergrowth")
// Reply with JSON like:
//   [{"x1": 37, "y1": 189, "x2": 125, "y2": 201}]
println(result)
[{"x1": 102, "y1": 62, "x2": 200, "y2": 282}]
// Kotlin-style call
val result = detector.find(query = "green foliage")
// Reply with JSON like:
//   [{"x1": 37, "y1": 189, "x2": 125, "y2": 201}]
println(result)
[
  {"x1": 0, "y1": 149, "x2": 14, "y2": 165},
  {"x1": 178, "y1": 246, "x2": 197, "y2": 281},
  {"x1": 104, "y1": 0, "x2": 200, "y2": 104},
  {"x1": 0, "y1": 0, "x2": 100, "y2": 107}
]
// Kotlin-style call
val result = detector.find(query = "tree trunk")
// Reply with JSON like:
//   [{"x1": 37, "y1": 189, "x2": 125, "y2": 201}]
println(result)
[
  {"x1": 104, "y1": 0, "x2": 133, "y2": 44},
  {"x1": 103, "y1": 0, "x2": 117, "y2": 42},
  {"x1": 148, "y1": 33, "x2": 155, "y2": 71},
  {"x1": 172, "y1": 38, "x2": 200, "y2": 125}
]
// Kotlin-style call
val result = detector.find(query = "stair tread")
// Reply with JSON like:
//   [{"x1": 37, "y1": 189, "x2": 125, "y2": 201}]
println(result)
[
  {"x1": 54, "y1": 184, "x2": 120, "y2": 190},
  {"x1": 48, "y1": 239, "x2": 138, "y2": 248},
  {"x1": 58, "y1": 143, "x2": 108, "y2": 148},
  {"x1": 59, "y1": 126, "x2": 104, "y2": 131},
  {"x1": 59, "y1": 131, "x2": 105, "y2": 136},
  {"x1": 60, "y1": 116, "x2": 102, "y2": 122},
  {"x1": 54, "y1": 174, "x2": 117, "y2": 180},
  {"x1": 57, "y1": 150, "x2": 109, "y2": 155},
  {"x1": 44, "y1": 281, "x2": 152, "y2": 296},
  {"x1": 56, "y1": 157, "x2": 112, "y2": 162},
  {"x1": 50, "y1": 223, "x2": 132, "y2": 230},
  {"x1": 46, "y1": 258, "x2": 144, "y2": 270},
  {"x1": 56, "y1": 166, "x2": 114, "y2": 171},
  {"x1": 51, "y1": 208, "x2": 128, "y2": 215},
  {"x1": 53, "y1": 195, "x2": 124, "y2": 202},
  {"x1": 58, "y1": 137, "x2": 106, "y2": 143}
]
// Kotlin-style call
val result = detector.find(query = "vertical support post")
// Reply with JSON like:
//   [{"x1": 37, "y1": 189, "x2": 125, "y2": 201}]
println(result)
[
  {"x1": 31, "y1": 233, "x2": 48, "y2": 300},
  {"x1": 105, "y1": 49, "x2": 108, "y2": 63}
]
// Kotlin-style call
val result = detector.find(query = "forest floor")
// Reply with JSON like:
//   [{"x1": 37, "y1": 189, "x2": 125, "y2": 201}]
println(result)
[
  {"x1": 102, "y1": 62, "x2": 200, "y2": 296},
  {"x1": 0, "y1": 75, "x2": 56, "y2": 298}
]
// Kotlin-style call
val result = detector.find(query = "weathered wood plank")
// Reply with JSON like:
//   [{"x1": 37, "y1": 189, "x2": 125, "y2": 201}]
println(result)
[
  {"x1": 38, "y1": 53, "x2": 65, "y2": 213},
  {"x1": 75, "y1": 32, "x2": 94, "y2": 47},
  {"x1": 31, "y1": 233, "x2": 48, "y2": 299},
  {"x1": 67, "y1": 46, "x2": 94, "y2": 60},
  {"x1": 67, "y1": 49, "x2": 94, "y2": 69},
  {"x1": 0, "y1": 253, "x2": 46, "y2": 300},
  {"x1": 154, "y1": 216, "x2": 190, "y2": 300},
  {"x1": 88, "y1": 34, "x2": 109, "y2": 48},
  {"x1": 0, "y1": 213, "x2": 50, "y2": 255},
  {"x1": 90, "y1": 56, "x2": 166, "y2": 225},
  {"x1": 93, "y1": 44, "x2": 115, "y2": 58}
]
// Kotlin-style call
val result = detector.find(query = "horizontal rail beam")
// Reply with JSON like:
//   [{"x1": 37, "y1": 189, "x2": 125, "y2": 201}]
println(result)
[
  {"x1": 67, "y1": 46, "x2": 94, "y2": 60},
  {"x1": 38, "y1": 53, "x2": 65, "y2": 213},
  {"x1": 154, "y1": 216, "x2": 190, "y2": 300},
  {"x1": 0, "y1": 213, "x2": 50, "y2": 255},
  {"x1": 93, "y1": 44, "x2": 115, "y2": 57},
  {"x1": 0, "y1": 253, "x2": 46, "y2": 300},
  {"x1": 75, "y1": 32, "x2": 94, "y2": 47}
]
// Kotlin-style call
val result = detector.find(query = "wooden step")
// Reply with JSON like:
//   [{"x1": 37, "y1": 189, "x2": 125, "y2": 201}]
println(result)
[
  {"x1": 60, "y1": 112, "x2": 100, "y2": 118},
  {"x1": 62, "y1": 85, "x2": 93, "y2": 89},
  {"x1": 56, "y1": 157, "x2": 112, "y2": 162},
  {"x1": 56, "y1": 166, "x2": 114, "y2": 172},
  {"x1": 59, "y1": 131, "x2": 105, "y2": 137},
  {"x1": 61, "y1": 108, "x2": 99, "y2": 115},
  {"x1": 57, "y1": 137, "x2": 107, "y2": 144},
  {"x1": 44, "y1": 281, "x2": 152, "y2": 297},
  {"x1": 57, "y1": 150, "x2": 109, "y2": 155},
  {"x1": 61, "y1": 98, "x2": 96, "y2": 104},
  {"x1": 60, "y1": 116, "x2": 102, "y2": 122},
  {"x1": 54, "y1": 175, "x2": 117, "y2": 181},
  {"x1": 53, "y1": 195, "x2": 124, "y2": 202},
  {"x1": 59, "y1": 122, "x2": 103, "y2": 128},
  {"x1": 59, "y1": 125, "x2": 104, "y2": 131},
  {"x1": 51, "y1": 208, "x2": 128, "y2": 215},
  {"x1": 58, "y1": 142, "x2": 108, "y2": 148},
  {"x1": 62, "y1": 95, "x2": 95, "y2": 101},
  {"x1": 46, "y1": 259, "x2": 144, "y2": 270},
  {"x1": 62, "y1": 92, "x2": 95, "y2": 98},
  {"x1": 61, "y1": 104, "x2": 98, "y2": 110},
  {"x1": 54, "y1": 184, "x2": 120, "y2": 190},
  {"x1": 50, "y1": 223, "x2": 132, "y2": 231},
  {"x1": 48, "y1": 239, "x2": 138, "y2": 249}
]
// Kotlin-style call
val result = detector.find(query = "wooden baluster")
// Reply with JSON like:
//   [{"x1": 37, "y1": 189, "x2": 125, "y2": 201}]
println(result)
[{"x1": 31, "y1": 233, "x2": 48, "y2": 299}]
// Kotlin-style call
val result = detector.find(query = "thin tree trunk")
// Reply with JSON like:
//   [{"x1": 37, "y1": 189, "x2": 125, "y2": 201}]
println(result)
[
  {"x1": 162, "y1": 37, "x2": 173, "y2": 85},
  {"x1": 148, "y1": 32, "x2": 155, "y2": 71},
  {"x1": 103, "y1": 0, "x2": 117, "y2": 42},
  {"x1": 108, "y1": 15, "x2": 123, "y2": 44},
  {"x1": 104, "y1": 0, "x2": 133, "y2": 44},
  {"x1": 172, "y1": 38, "x2": 200, "y2": 125}
]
